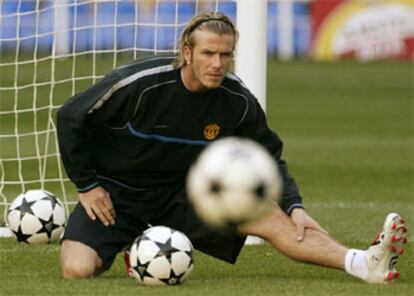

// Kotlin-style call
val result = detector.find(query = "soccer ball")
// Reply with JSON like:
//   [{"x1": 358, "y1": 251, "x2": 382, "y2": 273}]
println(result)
[
  {"x1": 129, "y1": 226, "x2": 194, "y2": 286},
  {"x1": 6, "y1": 189, "x2": 67, "y2": 244},
  {"x1": 187, "y1": 137, "x2": 282, "y2": 229}
]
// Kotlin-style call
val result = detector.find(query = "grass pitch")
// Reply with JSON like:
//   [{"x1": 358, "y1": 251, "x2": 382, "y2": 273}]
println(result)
[{"x1": 0, "y1": 59, "x2": 413, "y2": 295}]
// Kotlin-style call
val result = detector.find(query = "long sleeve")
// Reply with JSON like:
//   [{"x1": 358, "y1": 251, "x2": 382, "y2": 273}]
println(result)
[
  {"x1": 235, "y1": 95, "x2": 303, "y2": 215},
  {"x1": 56, "y1": 71, "x2": 134, "y2": 192}
]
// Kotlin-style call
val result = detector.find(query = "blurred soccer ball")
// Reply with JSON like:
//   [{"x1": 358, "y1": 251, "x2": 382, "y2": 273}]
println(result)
[
  {"x1": 6, "y1": 189, "x2": 67, "y2": 244},
  {"x1": 187, "y1": 137, "x2": 282, "y2": 229},
  {"x1": 129, "y1": 226, "x2": 194, "y2": 286}
]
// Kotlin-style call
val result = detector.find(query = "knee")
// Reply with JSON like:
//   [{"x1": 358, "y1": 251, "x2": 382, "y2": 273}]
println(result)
[
  {"x1": 61, "y1": 260, "x2": 97, "y2": 279},
  {"x1": 60, "y1": 240, "x2": 103, "y2": 279},
  {"x1": 238, "y1": 207, "x2": 286, "y2": 238}
]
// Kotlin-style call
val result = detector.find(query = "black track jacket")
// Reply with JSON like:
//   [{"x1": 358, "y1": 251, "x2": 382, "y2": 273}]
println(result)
[{"x1": 56, "y1": 57, "x2": 303, "y2": 214}]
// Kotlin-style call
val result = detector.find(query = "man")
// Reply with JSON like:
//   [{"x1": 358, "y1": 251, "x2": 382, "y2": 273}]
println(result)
[{"x1": 57, "y1": 12, "x2": 407, "y2": 282}]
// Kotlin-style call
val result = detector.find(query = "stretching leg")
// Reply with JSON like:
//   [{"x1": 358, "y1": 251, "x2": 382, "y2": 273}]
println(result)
[{"x1": 238, "y1": 207, "x2": 348, "y2": 270}]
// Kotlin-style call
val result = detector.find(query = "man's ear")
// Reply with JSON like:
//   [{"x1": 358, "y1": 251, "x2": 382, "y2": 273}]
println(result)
[{"x1": 183, "y1": 45, "x2": 192, "y2": 64}]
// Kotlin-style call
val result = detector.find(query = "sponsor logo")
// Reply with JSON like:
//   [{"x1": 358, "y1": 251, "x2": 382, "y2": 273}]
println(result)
[{"x1": 312, "y1": 0, "x2": 414, "y2": 60}]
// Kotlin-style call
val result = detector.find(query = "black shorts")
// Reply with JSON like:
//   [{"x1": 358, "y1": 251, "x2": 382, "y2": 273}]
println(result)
[{"x1": 62, "y1": 179, "x2": 246, "y2": 270}]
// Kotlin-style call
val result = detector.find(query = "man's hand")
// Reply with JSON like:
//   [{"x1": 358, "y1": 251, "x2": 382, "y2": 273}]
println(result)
[
  {"x1": 79, "y1": 186, "x2": 116, "y2": 226},
  {"x1": 290, "y1": 208, "x2": 328, "y2": 242}
]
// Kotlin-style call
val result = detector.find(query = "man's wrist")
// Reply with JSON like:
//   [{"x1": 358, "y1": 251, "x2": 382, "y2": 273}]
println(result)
[
  {"x1": 286, "y1": 203, "x2": 304, "y2": 216},
  {"x1": 77, "y1": 181, "x2": 100, "y2": 193}
]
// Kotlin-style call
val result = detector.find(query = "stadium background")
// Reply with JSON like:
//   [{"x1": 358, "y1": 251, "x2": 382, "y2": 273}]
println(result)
[
  {"x1": 0, "y1": 1, "x2": 413, "y2": 295},
  {"x1": 0, "y1": 0, "x2": 309, "y2": 56}
]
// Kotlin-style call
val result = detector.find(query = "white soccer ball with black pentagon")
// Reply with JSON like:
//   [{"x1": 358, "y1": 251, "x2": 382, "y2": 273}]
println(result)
[
  {"x1": 187, "y1": 137, "x2": 282, "y2": 229},
  {"x1": 6, "y1": 189, "x2": 67, "y2": 244},
  {"x1": 129, "y1": 226, "x2": 194, "y2": 286}
]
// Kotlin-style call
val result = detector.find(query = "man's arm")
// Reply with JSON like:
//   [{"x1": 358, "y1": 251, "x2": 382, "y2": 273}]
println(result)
[
  {"x1": 56, "y1": 71, "x2": 133, "y2": 192},
  {"x1": 234, "y1": 93, "x2": 331, "y2": 241},
  {"x1": 234, "y1": 95, "x2": 303, "y2": 215},
  {"x1": 56, "y1": 71, "x2": 135, "y2": 225}
]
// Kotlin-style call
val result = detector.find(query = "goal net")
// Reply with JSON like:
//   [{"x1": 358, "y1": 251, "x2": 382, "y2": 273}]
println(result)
[{"x1": 0, "y1": 0, "x2": 266, "y2": 235}]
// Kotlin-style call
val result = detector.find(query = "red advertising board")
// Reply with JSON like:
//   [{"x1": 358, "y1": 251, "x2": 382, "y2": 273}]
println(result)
[{"x1": 310, "y1": 0, "x2": 414, "y2": 60}]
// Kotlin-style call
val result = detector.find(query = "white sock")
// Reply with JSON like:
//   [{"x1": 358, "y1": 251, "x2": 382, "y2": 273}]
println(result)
[{"x1": 344, "y1": 249, "x2": 368, "y2": 280}]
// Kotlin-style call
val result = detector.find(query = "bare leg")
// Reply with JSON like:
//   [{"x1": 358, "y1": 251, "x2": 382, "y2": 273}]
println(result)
[
  {"x1": 60, "y1": 240, "x2": 103, "y2": 279},
  {"x1": 238, "y1": 207, "x2": 348, "y2": 270}
]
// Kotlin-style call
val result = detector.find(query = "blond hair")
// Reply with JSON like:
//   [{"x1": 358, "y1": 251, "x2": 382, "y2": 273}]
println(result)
[{"x1": 173, "y1": 12, "x2": 239, "y2": 69}]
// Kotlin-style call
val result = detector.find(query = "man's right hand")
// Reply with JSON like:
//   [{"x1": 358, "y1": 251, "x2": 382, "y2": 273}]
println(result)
[{"x1": 79, "y1": 186, "x2": 116, "y2": 226}]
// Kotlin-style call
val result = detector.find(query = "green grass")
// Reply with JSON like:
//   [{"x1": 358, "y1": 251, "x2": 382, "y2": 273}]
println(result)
[
  {"x1": 0, "y1": 239, "x2": 412, "y2": 296},
  {"x1": 0, "y1": 58, "x2": 413, "y2": 294}
]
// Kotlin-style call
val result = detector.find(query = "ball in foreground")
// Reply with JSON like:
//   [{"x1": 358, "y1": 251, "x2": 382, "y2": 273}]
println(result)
[
  {"x1": 187, "y1": 137, "x2": 282, "y2": 229},
  {"x1": 129, "y1": 226, "x2": 194, "y2": 286},
  {"x1": 6, "y1": 189, "x2": 67, "y2": 244}
]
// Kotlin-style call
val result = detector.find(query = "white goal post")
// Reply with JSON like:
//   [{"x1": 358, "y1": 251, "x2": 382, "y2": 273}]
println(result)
[
  {"x1": 235, "y1": 0, "x2": 267, "y2": 111},
  {"x1": 0, "y1": 0, "x2": 267, "y2": 235}
]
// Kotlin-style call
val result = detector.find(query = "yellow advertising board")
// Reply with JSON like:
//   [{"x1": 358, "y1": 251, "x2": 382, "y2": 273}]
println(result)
[{"x1": 311, "y1": 0, "x2": 414, "y2": 60}]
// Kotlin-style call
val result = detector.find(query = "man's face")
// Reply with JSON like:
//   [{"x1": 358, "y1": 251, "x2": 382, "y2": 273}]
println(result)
[{"x1": 183, "y1": 30, "x2": 235, "y2": 91}]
